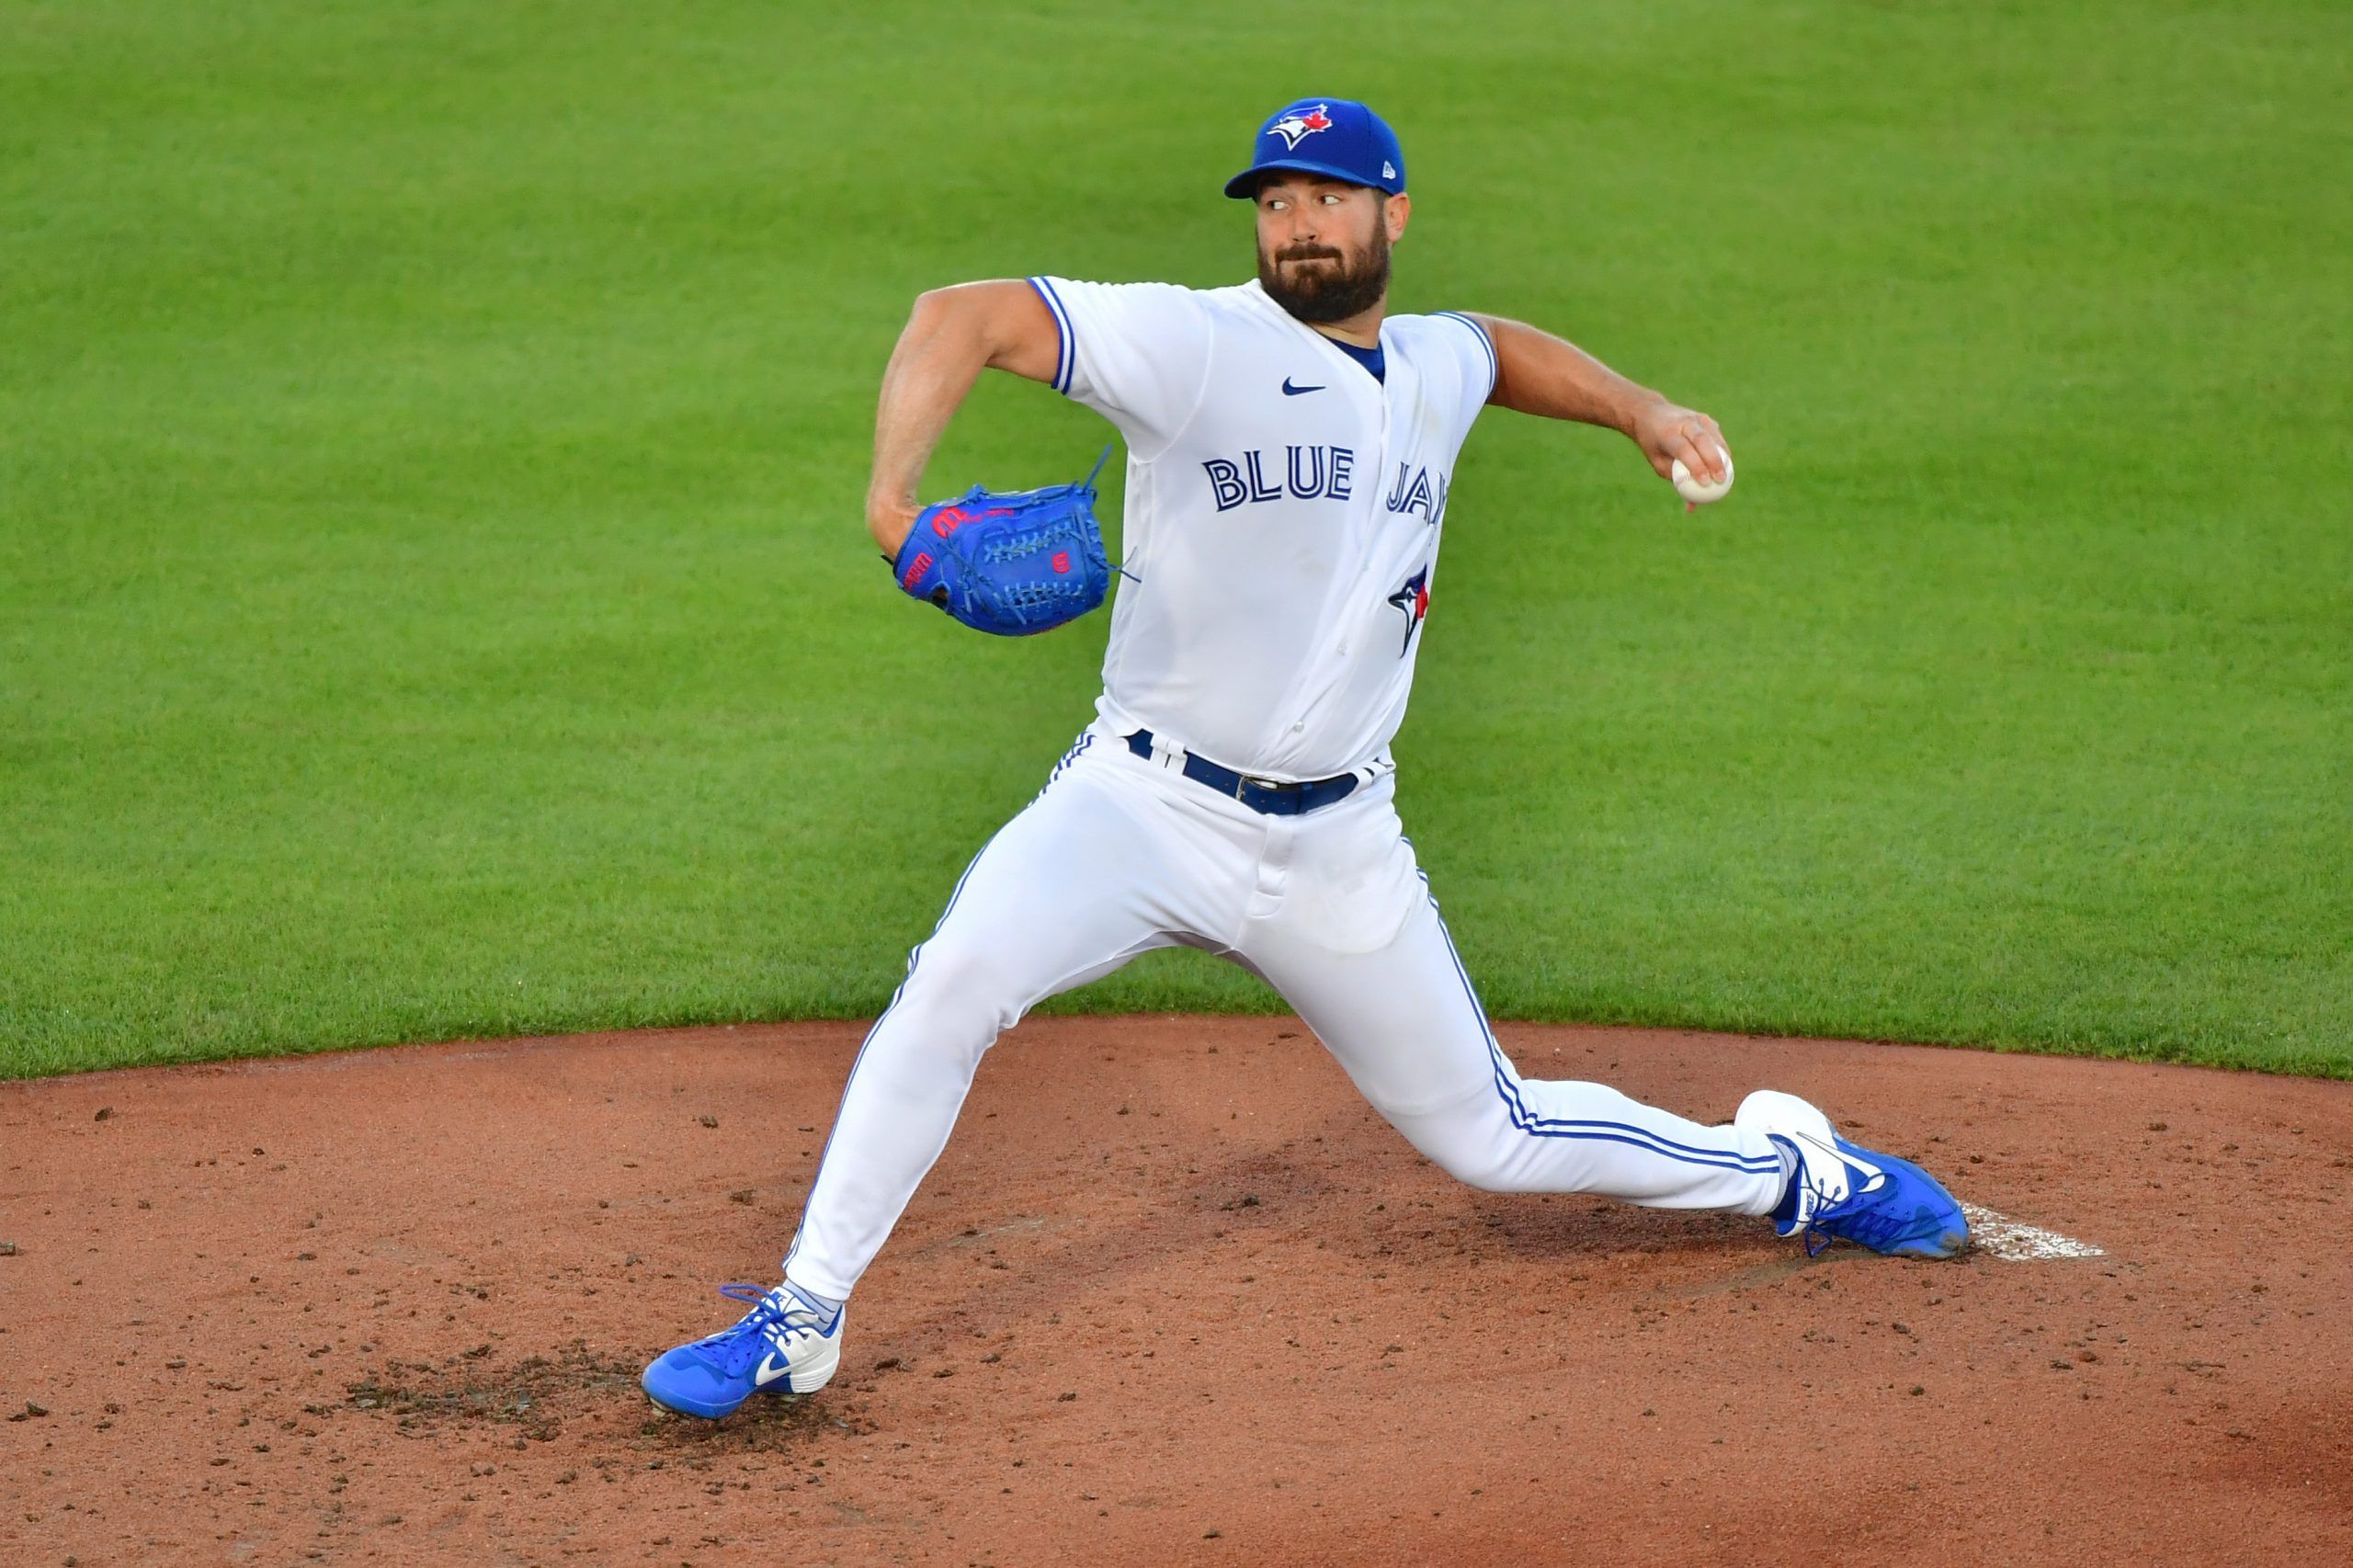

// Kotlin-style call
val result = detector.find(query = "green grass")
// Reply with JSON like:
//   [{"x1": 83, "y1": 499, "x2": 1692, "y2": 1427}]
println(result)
[{"x1": 4, "y1": 0, "x2": 2347, "y2": 1078}]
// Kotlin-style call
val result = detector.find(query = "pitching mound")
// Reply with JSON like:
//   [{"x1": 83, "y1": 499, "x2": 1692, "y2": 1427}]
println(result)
[{"x1": 4, "y1": 1019, "x2": 2348, "y2": 1563}]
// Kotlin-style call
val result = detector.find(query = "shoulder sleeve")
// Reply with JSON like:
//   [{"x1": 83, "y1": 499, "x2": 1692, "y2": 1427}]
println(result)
[
  {"x1": 1028, "y1": 278, "x2": 1213, "y2": 460},
  {"x1": 1430, "y1": 311, "x2": 1499, "y2": 429}
]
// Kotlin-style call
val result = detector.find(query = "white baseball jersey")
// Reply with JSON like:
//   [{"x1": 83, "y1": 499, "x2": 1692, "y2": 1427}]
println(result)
[{"x1": 1029, "y1": 276, "x2": 1497, "y2": 781}]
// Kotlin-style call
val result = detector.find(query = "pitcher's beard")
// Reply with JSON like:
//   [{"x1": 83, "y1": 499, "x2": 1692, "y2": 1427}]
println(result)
[{"x1": 1259, "y1": 228, "x2": 1392, "y2": 324}]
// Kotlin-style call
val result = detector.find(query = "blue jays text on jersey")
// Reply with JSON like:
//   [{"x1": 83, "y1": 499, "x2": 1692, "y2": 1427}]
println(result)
[
  {"x1": 1199, "y1": 447, "x2": 1452, "y2": 527},
  {"x1": 1382, "y1": 462, "x2": 1449, "y2": 524},
  {"x1": 1202, "y1": 446, "x2": 1358, "y2": 510}
]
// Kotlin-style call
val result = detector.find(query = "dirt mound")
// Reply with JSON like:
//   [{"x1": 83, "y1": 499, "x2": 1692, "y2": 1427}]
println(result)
[{"x1": 4, "y1": 1018, "x2": 2348, "y2": 1563}]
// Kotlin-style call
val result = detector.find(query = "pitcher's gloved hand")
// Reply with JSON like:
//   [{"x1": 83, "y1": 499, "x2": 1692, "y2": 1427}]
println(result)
[{"x1": 889, "y1": 449, "x2": 1116, "y2": 636}]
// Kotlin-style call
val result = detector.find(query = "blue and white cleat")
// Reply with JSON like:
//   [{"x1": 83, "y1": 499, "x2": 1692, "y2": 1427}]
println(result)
[
  {"x1": 642, "y1": 1282, "x2": 846, "y2": 1419},
  {"x1": 1736, "y1": 1090, "x2": 1970, "y2": 1260}
]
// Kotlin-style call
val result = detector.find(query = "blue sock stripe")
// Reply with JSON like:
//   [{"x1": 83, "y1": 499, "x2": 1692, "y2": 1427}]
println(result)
[{"x1": 1419, "y1": 879, "x2": 1779, "y2": 1175}]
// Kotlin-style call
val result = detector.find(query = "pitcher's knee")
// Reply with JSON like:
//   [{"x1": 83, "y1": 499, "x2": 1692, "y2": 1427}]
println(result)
[
  {"x1": 897, "y1": 949, "x2": 984, "y2": 1010},
  {"x1": 1425, "y1": 1140, "x2": 1528, "y2": 1194},
  {"x1": 1382, "y1": 1101, "x2": 1537, "y2": 1192},
  {"x1": 1420, "y1": 1128, "x2": 1618, "y2": 1195},
  {"x1": 888, "y1": 946, "x2": 1025, "y2": 1043}
]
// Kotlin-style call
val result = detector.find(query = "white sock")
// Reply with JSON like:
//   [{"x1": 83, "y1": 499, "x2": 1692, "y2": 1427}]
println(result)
[{"x1": 781, "y1": 1279, "x2": 844, "y2": 1328}]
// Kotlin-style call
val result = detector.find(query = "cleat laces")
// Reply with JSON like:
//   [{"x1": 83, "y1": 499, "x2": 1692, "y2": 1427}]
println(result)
[{"x1": 691, "y1": 1283, "x2": 827, "y2": 1374}]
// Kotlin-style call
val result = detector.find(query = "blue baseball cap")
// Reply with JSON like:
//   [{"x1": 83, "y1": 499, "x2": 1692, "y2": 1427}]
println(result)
[{"x1": 1222, "y1": 97, "x2": 1406, "y2": 199}]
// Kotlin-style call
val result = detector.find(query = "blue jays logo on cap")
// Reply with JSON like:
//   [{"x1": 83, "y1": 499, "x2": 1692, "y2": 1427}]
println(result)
[
  {"x1": 1267, "y1": 104, "x2": 1335, "y2": 150},
  {"x1": 1223, "y1": 97, "x2": 1406, "y2": 199}
]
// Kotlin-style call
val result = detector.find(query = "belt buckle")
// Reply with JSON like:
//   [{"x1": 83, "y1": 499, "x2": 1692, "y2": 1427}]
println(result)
[{"x1": 1241, "y1": 774, "x2": 1280, "y2": 796}]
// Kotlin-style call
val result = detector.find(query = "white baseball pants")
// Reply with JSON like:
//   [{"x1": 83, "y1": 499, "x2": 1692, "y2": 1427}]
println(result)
[{"x1": 782, "y1": 722, "x2": 1790, "y2": 1301}]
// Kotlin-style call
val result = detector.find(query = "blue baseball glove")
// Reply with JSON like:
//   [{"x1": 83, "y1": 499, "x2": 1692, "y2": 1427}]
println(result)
[{"x1": 889, "y1": 449, "x2": 1117, "y2": 637}]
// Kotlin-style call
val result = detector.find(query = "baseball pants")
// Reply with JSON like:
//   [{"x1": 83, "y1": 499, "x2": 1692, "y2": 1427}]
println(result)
[{"x1": 781, "y1": 722, "x2": 1791, "y2": 1301}]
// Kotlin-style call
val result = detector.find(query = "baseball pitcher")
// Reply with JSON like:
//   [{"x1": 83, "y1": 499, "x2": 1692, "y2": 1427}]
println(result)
[{"x1": 642, "y1": 98, "x2": 1968, "y2": 1420}]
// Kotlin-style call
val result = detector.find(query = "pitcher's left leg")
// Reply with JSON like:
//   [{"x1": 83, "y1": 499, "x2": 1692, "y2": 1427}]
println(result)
[{"x1": 1241, "y1": 869, "x2": 1789, "y2": 1215}]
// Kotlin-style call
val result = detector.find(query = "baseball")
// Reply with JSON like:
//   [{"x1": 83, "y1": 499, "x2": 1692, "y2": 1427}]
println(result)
[{"x1": 1670, "y1": 444, "x2": 1734, "y2": 505}]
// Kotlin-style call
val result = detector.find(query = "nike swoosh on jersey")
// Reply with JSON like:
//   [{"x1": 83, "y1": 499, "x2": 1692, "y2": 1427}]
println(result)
[{"x1": 1280, "y1": 378, "x2": 1324, "y2": 396}]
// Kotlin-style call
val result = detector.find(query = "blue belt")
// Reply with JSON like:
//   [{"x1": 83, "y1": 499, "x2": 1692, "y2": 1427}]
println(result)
[{"x1": 1123, "y1": 729, "x2": 1360, "y2": 816}]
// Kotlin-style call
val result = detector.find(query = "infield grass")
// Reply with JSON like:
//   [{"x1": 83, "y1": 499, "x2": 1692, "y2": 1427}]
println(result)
[{"x1": 4, "y1": 0, "x2": 2348, "y2": 1077}]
